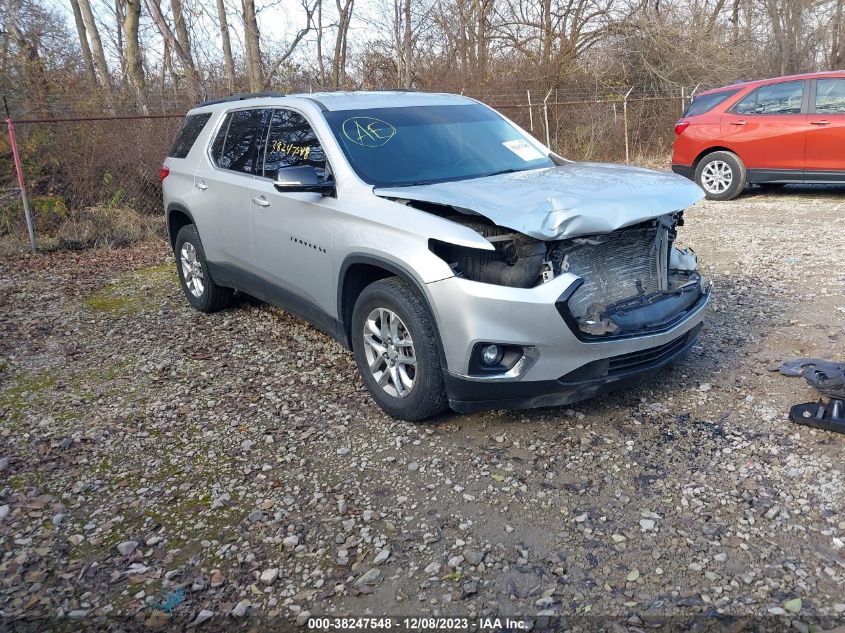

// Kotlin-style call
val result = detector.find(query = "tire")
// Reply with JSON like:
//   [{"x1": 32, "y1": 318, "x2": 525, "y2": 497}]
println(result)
[
  {"x1": 351, "y1": 277, "x2": 448, "y2": 421},
  {"x1": 174, "y1": 224, "x2": 233, "y2": 313},
  {"x1": 694, "y1": 151, "x2": 746, "y2": 201}
]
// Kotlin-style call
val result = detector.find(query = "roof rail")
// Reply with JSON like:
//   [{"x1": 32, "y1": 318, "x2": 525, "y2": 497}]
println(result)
[{"x1": 196, "y1": 92, "x2": 285, "y2": 107}]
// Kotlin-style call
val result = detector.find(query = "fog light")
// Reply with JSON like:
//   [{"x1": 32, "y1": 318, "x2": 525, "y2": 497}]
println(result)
[{"x1": 481, "y1": 344, "x2": 503, "y2": 366}]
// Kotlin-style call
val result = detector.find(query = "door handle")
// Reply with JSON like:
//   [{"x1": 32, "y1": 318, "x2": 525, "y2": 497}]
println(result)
[
  {"x1": 195, "y1": 182, "x2": 208, "y2": 190},
  {"x1": 810, "y1": 120, "x2": 830, "y2": 125},
  {"x1": 251, "y1": 196, "x2": 270, "y2": 207},
  {"x1": 729, "y1": 120, "x2": 747, "y2": 126}
]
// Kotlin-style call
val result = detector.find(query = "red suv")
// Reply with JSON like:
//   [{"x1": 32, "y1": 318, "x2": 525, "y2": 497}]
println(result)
[{"x1": 672, "y1": 71, "x2": 845, "y2": 200}]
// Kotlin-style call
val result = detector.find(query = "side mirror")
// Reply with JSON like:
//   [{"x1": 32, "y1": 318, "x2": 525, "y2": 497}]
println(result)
[{"x1": 273, "y1": 166, "x2": 334, "y2": 195}]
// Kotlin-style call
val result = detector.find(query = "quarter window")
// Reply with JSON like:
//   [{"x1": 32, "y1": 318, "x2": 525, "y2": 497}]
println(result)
[
  {"x1": 169, "y1": 113, "x2": 212, "y2": 158},
  {"x1": 683, "y1": 89, "x2": 739, "y2": 117},
  {"x1": 262, "y1": 109, "x2": 327, "y2": 179},
  {"x1": 733, "y1": 81, "x2": 804, "y2": 115},
  {"x1": 210, "y1": 108, "x2": 268, "y2": 174},
  {"x1": 815, "y1": 79, "x2": 845, "y2": 114}
]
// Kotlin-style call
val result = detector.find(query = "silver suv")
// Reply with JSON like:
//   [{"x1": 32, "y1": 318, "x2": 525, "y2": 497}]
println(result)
[{"x1": 161, "y1": 91, "x2": 709, "y2": 421}]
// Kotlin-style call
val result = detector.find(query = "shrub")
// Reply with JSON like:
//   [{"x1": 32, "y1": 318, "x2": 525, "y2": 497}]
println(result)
[{"x1": 55, "y1": 206, "x2": 163, "y2": 250}]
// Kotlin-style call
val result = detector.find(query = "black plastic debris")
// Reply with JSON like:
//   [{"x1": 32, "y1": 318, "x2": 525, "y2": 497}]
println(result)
[
  {"x1": 779, "y1": 358, "x2": 845, "y2": 399},
  {"x1": 789, "y1": 399, "x2": 845, "y2": 433}
]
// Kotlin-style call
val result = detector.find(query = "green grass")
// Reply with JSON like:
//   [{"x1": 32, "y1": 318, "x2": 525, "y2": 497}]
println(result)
[{"x1": 83, "y1": 263, "x2": 177, "y2": 315}]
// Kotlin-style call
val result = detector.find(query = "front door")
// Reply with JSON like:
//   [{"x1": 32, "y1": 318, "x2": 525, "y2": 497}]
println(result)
[
  {"x1": 720, "y1": 80, "x2": 808, "y2": 175},
  {"x1": 805, "y1": 78, "x2": 845, "y2": 180},
  {"x1": 250, "y1": 108, "x2": 337, "y2": 324}
]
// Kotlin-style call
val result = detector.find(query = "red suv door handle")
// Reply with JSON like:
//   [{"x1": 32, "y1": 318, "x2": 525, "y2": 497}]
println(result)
[
  {"x1": 810, "y1": 120, "x2": 830, "y2": 125},
  {"x1": 729, "y1": 120, "x2": 747, "y2": 125}
]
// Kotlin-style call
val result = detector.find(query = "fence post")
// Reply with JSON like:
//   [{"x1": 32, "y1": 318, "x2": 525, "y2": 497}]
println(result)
[
  {"x1": 543, "y1": 89, "x2": 552, "y2": 148},
  {"x1": 623, "y1": 86, "x2": 634, "y2": 164},
  {"x1": 681, "y1": 86, "x2": 686, "y2": 114},
  {"x1": 527, "y1": 90, "x2": 534, "y2": 132},
  {"x1": 5, "y1": 114, "x2": 38, "y2": 253}
]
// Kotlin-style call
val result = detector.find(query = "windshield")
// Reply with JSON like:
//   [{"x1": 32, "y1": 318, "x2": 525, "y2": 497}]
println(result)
[{"x1": 323, "y1": 104, "x2": 553, "y2": 187}]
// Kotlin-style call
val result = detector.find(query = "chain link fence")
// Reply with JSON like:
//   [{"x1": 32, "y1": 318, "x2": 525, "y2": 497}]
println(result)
[{"x1": 1, "y1": 88, "x2": 693, "y2": 250}]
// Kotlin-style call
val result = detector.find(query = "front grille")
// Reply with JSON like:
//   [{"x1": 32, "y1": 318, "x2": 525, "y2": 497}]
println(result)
[
  {"x1": 558, "y1": 324, "x2": 700, "y2": 385},
  {"x1": 606, "y1": 330, "x2": 692, "y2": 376},
  {"x1": 552, "y1": 227, "x2": 667, "y2": 319}
]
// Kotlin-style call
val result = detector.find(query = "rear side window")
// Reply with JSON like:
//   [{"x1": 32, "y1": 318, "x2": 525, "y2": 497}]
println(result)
[
  {"x1": 262, "y1": 109, "x2": 327, "y2": 179},
  {"x1": 168, "y1": 113, "x2": 212, "y2": 158},
  {"x1": 815, "y1": 78, "x2": 845, "y2": 114},
  {"x1": 210, "y1": 108, "x2": 268, "y2": 174},
  {"x1": 682, "y1": 89, "x2": 739, "y2": 117},
  {"x1": 733, "y1": 81, "x2": 804, "y2": 115}
]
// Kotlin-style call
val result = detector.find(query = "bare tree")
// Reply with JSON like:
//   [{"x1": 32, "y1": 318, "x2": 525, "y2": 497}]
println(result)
[
  {"x1": 242, "y1": 0, "x2": 263, "y2": 90},
  {"x1": 215, "y1": 0, "x2": 235, "y2": 91},
  {"x1": 122, "y1": 0, "x2": 146, "y2": 109},
  {"x1": 834, "y1": 0, "x2": 844, "y2": 67},
  {"x1": 332, "y1": 0, "x2": 355, "y2": 88},
  {"x1": 68, "y1": 0, "x2": 97, "y2": 86},
  {"x1": 143, "y1": 0, "x2": 203, "y2": 96},
  {"x1": 77, "y1": 0, "x2": 111, "y2": 87}
]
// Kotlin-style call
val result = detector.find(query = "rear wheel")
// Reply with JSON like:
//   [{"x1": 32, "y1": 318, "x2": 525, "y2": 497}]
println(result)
[
  {"x1": 695, "y1": 151, "x2": 746, "y2": 201},
  {"x1": 351, "y1": 277, "x2": 448, "y2": 421},
  {"x1": 175, "y1": 224, "x2": 233, "y2": 313}
]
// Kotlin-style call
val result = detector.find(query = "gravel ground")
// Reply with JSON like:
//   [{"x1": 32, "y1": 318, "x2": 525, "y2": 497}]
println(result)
[{"x1": 1, "y1": 185, "x2": 845, "y2": 631}]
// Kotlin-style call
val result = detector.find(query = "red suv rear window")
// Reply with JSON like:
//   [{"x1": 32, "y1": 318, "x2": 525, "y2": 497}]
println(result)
[{"x1": 682, "y1": 89, "x2": 740, "y2": 117}]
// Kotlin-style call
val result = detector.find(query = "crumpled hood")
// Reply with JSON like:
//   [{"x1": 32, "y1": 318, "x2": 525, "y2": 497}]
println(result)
[{"x1": 375, "y1": 162, "x2": 704, "y2": 240}]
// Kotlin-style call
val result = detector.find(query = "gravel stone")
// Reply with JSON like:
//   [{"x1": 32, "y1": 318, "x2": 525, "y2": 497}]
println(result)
[{"x1": 2, "y1": 193, "x2": 845, "y2": 625}]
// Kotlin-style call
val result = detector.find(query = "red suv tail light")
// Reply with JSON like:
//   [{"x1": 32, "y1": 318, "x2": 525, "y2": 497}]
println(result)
[
  {"x1": 159, "y1": 166, "x2": 170, "y2": 182},
  {"x1": 674, "y1": 121, "x2": 690, "y2": 135}
]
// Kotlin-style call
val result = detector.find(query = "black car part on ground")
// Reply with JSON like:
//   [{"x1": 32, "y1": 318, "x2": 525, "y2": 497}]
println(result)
[
  {"x1": 789, "y1": 399, "x2": 845, "y2": 434},
  {"x1": 779, "y1": 358, "x2": 845, "y2": 399}
]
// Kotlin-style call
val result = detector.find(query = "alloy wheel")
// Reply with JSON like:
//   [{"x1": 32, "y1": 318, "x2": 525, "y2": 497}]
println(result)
[
  {"x1": 180, "y1": 242, "x2": 205, "y2": 298},
  {"x1": 700, "y1": 160, "x2": 733, "y2": 194},
  {"x1": 361, "y1": 307, "x2": 417, "y2": 398}
]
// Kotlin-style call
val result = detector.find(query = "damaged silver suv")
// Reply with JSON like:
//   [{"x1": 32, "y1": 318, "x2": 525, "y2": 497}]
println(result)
[{"x1": 161, "y1": 91, "x2": 709, "y2": 421}]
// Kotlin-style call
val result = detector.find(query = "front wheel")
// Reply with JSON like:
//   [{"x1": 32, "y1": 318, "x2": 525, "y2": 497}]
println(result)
[
  {"x1": 351, "y1": 277, "x2": 448, "y2": 421},
  {"x1": 694, "y1": 151, "x2": 746, "y2": 201}
]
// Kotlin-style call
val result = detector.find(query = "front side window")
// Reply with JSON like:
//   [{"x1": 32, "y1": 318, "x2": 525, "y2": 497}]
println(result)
[
  {"x1": 683, "y1": 89, "x2": 739, "y2": 117},
  {"x1": 210, "y1": 108, "x2": 268, "y2": 174},
  {"x1": 262, "y1": 109, "x2": 327, "y2": 179},
  {"x1": 815, "y1": 78, "x2": 845, "y2": 114},
  {"x1": 323, "y1": 104, "x2": 554, "y2": 187},
  {"x1": 733, "y1": 81, "x2": 804, "y2": 115}
]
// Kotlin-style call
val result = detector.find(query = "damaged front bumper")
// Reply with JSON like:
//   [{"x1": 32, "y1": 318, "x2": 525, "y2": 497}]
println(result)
[{"x1": 426, "y1": 272, "x2": 710, "y2": 412}]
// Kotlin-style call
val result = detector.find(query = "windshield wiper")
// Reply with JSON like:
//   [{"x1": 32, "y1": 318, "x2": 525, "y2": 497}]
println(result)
[{"x1": 479, "y1": 168, "x2": 524, "y2": 178}]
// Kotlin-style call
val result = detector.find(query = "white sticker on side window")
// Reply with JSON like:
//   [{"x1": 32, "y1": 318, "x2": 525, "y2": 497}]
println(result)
[{"x1": 502, "y1": 139, "x2": 545, "y2": 161}]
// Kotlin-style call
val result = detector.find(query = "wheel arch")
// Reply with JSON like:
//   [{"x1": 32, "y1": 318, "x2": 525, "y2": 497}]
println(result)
[
  {"x1": 166, "y1": 203, "x2": 196, "y2": 251},
  {"x1": 337, "y1": 254, "x2": 449, "y2": 370},
  {"x1": 692, "y1": 146, "x2": 741, "y2": 169}
]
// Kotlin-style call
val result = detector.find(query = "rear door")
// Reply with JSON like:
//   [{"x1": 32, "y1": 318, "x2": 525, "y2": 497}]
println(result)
[
  {"x1": 805, "y1": 77, "x2": 845, "y2": 180},
  {"x1": 249, "y1": 108, "x2": 337, "y2": 324},
  {"x1": 191, "y1": 107, "x2": 269, "y2": 293},
  {"x1": 720, "y1": 80, "x2": 808, "y2": 177}
]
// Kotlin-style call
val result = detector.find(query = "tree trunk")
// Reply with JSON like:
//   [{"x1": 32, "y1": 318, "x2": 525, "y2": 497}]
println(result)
[
  {"x1": 834, "y1": 0, "x2": 845, "y2": 68},
  {"x1": 170, "y1": 0, "x2": 193, "y2": 64},
  {"x1": 402, "y1": 0, "x2": 412, "y2": 87},
  {"x1": 143, "y1": 0, "x2": 203, "y2": 97},
  {"x1": 215, "y1": 0, "x2": 236, "y2": 92},
  {"x1": 242, "y1": 0, "x2": 263, "y2": 91},
  {"x1": 69, "y1": 0, "x2": 98, "y2": 87},
  {"x1": 77, "y1": 0, "x2": 111, "y2": 87},
  {"x1": 316, "y1": 0, "x2": 325, "y2": 86},
  {"x1": 123, "y1": 0, "x2": 147, "y2": 111},
  {"x1": 332, "y1": 0, "x2": 354, "y2": 88}
]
